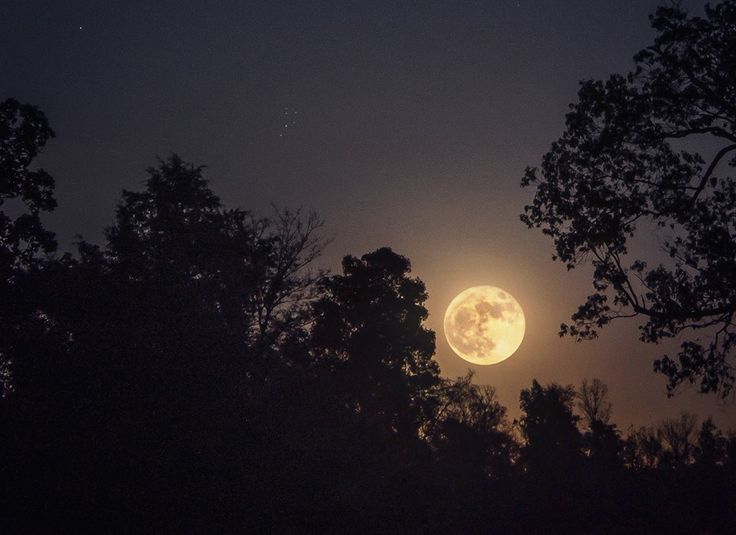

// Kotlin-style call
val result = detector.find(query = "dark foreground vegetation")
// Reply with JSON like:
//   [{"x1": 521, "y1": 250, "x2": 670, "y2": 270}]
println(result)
[
  {"x1": 2, "y1": 98, "x2": 736, "y2": 534},
  {"x1": 5, "y1": 1, "x2": 736, "y2": 531}
]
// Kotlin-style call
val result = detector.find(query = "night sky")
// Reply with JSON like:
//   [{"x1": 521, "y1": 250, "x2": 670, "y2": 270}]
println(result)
[{"x1": 3, "y1": 0, "x2": 732, "y2": 428}]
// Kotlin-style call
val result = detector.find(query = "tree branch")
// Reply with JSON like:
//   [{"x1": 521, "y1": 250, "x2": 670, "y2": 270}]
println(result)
[{"x1": 690, "y1": 143, "x2": 736, "y2": 204}]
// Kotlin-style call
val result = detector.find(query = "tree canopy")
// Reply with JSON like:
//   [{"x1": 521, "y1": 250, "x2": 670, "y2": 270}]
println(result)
[
  {"x1": 0, "y1": 98, "x2": 57, "y2": 399},
  {"x1": 5, "y1": 52, "x2": 736, "y2": 529},
  {"x1": 0, "y1": 98, "x2": 56, "y2": 274},
  {"x1": 310, "y1": 248, "x2": 440, "y2": 450},
  {"x1": 521, "y1": 1, "x2": 736, "y2": 396}
]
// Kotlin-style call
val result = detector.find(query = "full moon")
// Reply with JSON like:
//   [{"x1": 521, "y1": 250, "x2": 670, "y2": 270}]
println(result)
[{"x1": 444, "y1": 286, "x2": 525, "y2": 365}]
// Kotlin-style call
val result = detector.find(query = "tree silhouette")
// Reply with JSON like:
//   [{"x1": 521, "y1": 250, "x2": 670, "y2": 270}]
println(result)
[
  {"x1": 0, "y1": 98, "x2": 57, "y2": 398},
  {"x1": 0, "y1": 99, "x2": 94, "y2": 530},
  {"x1": 519, "y1": 380, "x2": 582, "y2": 474},
  {"x1": 577, "y1": 377, "x2": 612, "y2": 426},
  {"x1": 521, "y1": 1, "x2": 736, "y2": 396},
  {"x1": 694, "y1": 417, "x2": 727, "y2": 466},
  {"x1": 577, "y1": 378, "x2": 621, "y2": 468},
  {"x1": 429, "y1": 372, "x2": 515, "y2": 480},
  {"x1": 657, "y1": 412, "x2": 698, "y2": 468},
  {"x1": 310, "y1": 247, "x2": 440, "y2": 440},
  {"x1": 623, "y1": 425, "x2": 663, "y2": 470},
  {"x1": 517, "y1": 380, "x2": 589, "y2": 529},
  {"x1": 1, "y1": 154, "x2": 326, "y2": 532},
  {"x1": 5, "y1": 99, "x2": 736, "y2": 532},
  {"x1": 243, "y1": 247, "x2": 444, "y2": 533},
  {"x1": 104, "y1": 155, "x2": 323, "y2": 363},
  {"x1": 0, "y1": 98, "x2": 56, "y2": 272}
]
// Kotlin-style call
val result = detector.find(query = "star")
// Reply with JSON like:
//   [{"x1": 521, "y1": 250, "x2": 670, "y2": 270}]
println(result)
[{"x1": 278, "y1": 107, "x2": 300, "y2": 138}]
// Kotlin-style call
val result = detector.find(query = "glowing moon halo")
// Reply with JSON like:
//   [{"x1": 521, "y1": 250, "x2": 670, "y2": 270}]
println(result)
[{"x1": 444, "y1": 286, "x2": 525, "y2": 365}]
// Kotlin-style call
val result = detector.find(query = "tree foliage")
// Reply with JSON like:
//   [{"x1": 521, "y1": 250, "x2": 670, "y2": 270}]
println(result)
[
  {"x1": 578, "y1": 377, "x2": 613, "y2": 426},
  {"x1": 311, "y1": 247, "x2": 440, "y2": 439},
  {"x1": 521, "y1": 1, "x2": 736, "y2": 396},
  {"x1": 695, "y1": 416, "x2": 728, "y2": 465},
  {"x1": 657, "y1": 411, "x2": 698, "y2": 467},
  {"x1": 104, "y1": 155, "x2": 324, "y2": 357},
  {"x1": 3, "y1": 98, "x2": 736, "y2": 533},
  {"x1": 428, "y1": 372, "x2": 515, "y2": 482},
  {"x1": 519, "y1": 380, "x2": 582, "y2": 474},
  {"x1": 0, "y1": 98, "x2": 56, "y2": 274},
  {"x1": 0, "y1": 98, "x2": 57, "y2": 399}
]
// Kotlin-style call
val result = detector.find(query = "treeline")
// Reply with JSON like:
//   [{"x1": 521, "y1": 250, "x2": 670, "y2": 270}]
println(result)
[{"x1": 2, "y1": 99, "x2": 735, "y2": 534}]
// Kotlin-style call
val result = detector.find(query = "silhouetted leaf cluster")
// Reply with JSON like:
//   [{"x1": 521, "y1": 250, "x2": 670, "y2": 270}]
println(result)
[{"x1": 522, "y1": 0, "x2": 736, "y2": 397}]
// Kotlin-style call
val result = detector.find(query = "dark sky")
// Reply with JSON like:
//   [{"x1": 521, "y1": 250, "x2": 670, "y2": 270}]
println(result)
[{"x1": 3, "y1": 0, "x2": 733, "y2": 428}]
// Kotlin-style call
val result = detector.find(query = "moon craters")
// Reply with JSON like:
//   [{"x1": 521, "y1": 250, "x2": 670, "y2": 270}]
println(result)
[{"x1": 444, "y1": 286, "x2": 525, "y2": 365}]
